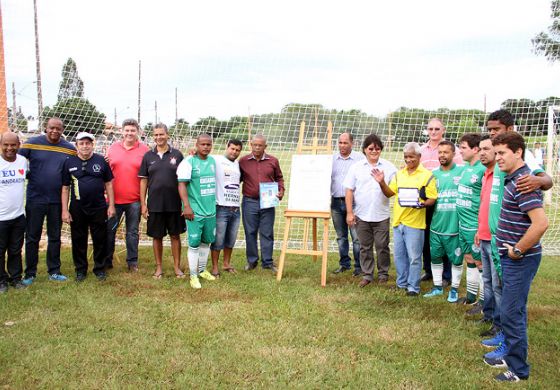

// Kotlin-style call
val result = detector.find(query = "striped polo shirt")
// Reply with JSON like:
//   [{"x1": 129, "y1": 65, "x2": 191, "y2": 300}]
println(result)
[{"x1": 496, "y1": 164, "x2": 544, "y2": 258}]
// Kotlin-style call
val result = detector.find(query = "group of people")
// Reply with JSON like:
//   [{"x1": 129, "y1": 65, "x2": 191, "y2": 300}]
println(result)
[
  {"x1": 330, "y1": 109, "x2": 551, "y2": 383},
  {"x1": 0, "y1": 109, "x2": 551, "y2": 383},
  {"x1": 0, "y1": 118, "x2": 285, "y2": 291}
]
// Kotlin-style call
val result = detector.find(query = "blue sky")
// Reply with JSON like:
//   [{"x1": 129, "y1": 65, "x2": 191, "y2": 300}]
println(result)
[{"x1": 3, "y1": 0, "x2": 560, "y2": 124}]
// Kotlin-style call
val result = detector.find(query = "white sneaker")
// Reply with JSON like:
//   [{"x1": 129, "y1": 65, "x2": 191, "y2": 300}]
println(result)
[{"x1": 190, "y1": 276, "x2": 202, "y2": 289}]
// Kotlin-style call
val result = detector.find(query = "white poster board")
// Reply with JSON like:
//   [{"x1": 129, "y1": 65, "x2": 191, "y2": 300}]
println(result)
[{"x1": 287, "y1": 154, "x2": 332, "y2": 212}]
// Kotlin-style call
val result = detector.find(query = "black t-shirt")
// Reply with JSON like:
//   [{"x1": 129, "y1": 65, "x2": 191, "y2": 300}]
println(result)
[
  {"x1": 62, "y1": 153, "x2": 113, "y2": 210},
  {"x1": 138, "y1": 146, "x2": 184, "y2": 212}
]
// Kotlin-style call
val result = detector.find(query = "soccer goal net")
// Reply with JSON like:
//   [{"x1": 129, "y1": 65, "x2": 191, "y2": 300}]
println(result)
[{"x1": 10, "y1": 100, "x2": 560, "y2": 255}]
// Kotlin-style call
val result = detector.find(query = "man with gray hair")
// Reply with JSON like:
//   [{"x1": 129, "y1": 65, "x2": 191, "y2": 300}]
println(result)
[
  {"x1": 373, "y1": 142, "x2": 438, "y2": 296},
  {"x1": 239, "y1": 134, "x2": 284, "y2": 272}
]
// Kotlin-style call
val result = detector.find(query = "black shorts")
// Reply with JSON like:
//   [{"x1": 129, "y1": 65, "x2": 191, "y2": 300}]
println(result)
[{"x1": 146, "y1": 211, "x2": 186, "y2": 239}]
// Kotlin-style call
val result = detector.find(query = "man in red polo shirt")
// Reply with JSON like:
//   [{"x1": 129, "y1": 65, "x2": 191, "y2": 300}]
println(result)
[{"x1": 106, "y1": 119, "x2": 149, "y2": 272}]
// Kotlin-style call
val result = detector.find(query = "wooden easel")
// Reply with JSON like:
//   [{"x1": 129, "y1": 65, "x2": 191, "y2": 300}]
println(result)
[{"x1": 276, "y1": 114, "x2": 333, "y2": 287}]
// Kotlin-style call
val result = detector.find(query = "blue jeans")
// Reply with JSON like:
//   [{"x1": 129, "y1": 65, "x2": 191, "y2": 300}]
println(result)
[
  {"x1": 211, "y1": 206, "x2": 241, "y2": 251},
  {"x1": 242, "y1": 197, "x2": 275, "y2": 268},
  {"x1": 393, "y1": 224, "x2": 424, "y2": 293},
  {"x1": 480, "y1": 239, "x2": 502, "y2": 328},
  {"x1": 24, "y1": 202, "x2": 63, "y2": 277},
  {"x1": 501, "y1": 253, "x2": 541, "y2": 379},
  {"x1": 106, "y1": 202, "x2": 141, "y2": 266},
  {"x1": 331, "y1": 197, "x2": 360, "y2": 270}
]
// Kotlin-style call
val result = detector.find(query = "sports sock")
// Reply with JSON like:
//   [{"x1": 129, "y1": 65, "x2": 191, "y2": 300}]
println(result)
[
  {"x1": 466, "y1": 263, "x2": 479, "y2": 304},
  {"x1": 431, "y1": 261, "x2": 443, "y2": 287},
  {"x1": 188, "y1": 246, "x2": 200, "y2": 276},
  {"x1": 198, "y1": 243, "x2": 210, "y2": 273},
  {"x1": 478, "y1": 268, "x2": 484, "y2": 303},
  {"x1": 451, "y1": 264, "x2": 463, "y2": 289}
]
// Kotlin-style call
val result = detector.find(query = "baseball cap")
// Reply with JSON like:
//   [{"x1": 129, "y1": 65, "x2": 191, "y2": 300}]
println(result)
[{"x1": 76, "y1": 132, "x2": 95, "y2": 141}]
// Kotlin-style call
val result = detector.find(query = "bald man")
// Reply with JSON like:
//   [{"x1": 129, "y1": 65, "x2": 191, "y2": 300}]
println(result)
[
  {"x1": 0, "y1": 132, "x2": 28, "y2": 292},
  {"x1": 239, "y1": 135, "x2": 284, "y2": 272}
]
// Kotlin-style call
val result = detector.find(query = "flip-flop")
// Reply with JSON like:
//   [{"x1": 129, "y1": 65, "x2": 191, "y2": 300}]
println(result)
[
  {"x1": 175, "y1": 272, "x2": 186, "y2": 279},
  {"x1": 152, "y1": 272, "x2": 164, "y2": 280},
  {"x1": 211, "y1": 271, "x2": 221, "y2": 278},
  {"x1": 223, "y1": 267, "x2": 237, "y2": 274}
]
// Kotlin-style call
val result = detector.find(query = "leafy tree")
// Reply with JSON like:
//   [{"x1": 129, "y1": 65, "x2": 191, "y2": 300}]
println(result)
[
  {"x1": 41, "y1": 97, "x2": 106, "y2": 141},
  {"x1": 169, "y1": 118, "x2": 190, "y2": 138},
  {"x1": 8, "y1": 108, "x2": 28, "y2": 132},
  {"x1": 533, "y1": 1, "x2": 560, "y2": 61},
  {"x1": 57, "y1": 58, "x2": 84, "y2": 101}
]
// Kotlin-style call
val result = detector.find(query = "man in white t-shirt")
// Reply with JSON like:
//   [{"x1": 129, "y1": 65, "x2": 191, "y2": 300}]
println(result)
[
  {"x1": 0, "y1": 132, "x2": 28, "y2": 293},
  {"x1": 210, "y1": 139, "x2": 243, "y2": 276}
]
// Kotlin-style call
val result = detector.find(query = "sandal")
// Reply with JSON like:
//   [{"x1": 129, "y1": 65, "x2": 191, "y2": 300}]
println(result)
[
  {"x1": 175, "y1": 272, "x2": 186, "y2": 279},
  {"x1": 223, "y1": 267, "x2": 237, "y2": 274},
  {"x1": 152, "y1": 272, "x2": 164, "y2": 280},
  {"x1": 211, "y1": 271, "x2": 221, "y2": 278}
]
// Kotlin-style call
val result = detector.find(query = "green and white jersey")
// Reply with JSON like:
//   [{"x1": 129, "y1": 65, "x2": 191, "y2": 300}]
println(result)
[
  {"x1": 488, "y1": 149, "x2": 544, "y2": 234},
  {"x1": 430, "y1": 164, "x2": 464, "y2": 235},
  {"x1": 177, "y1": 155, "x2": 216, "y2": 217},
  {"x1": 456, "y1": 160, "x2": 486, "y2": 231}
]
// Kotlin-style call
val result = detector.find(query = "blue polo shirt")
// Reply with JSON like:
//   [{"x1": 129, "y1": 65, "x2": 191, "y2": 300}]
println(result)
[
  {"x1": 18, "y1": 135, "x2": 76, "y2": 204},
  {"x1": 496, "y1": 164, "x2": 544, "y2": 259},
  {"x1": 62, "y1": 153, "x2": 113, "y2": 210}
]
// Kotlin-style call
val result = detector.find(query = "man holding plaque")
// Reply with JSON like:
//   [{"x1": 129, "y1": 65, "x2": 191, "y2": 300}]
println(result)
[
  {"x1": 239, "y1": 135, "x2": 285, "y2": 272},
  {"x1": 373, "y1": 142, "x2": 437, "y2": 296}
]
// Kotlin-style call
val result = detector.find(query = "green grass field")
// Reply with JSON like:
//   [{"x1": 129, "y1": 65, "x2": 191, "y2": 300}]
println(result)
[{"x1": 1, "y1": 247, "x2": 559, "y2": 389}]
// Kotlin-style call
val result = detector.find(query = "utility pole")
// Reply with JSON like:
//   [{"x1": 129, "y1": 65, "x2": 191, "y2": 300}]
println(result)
[
  {"x1": 0, "y1": 3, "x2": 8, "y2": 133},
  {"x1": 137, "y1": 60, "x2": 141, "y2": 124},
  {"x1": 33, "y1": 0, "x2": 43, "y2": 119},
  {"x1": 154, "y1": 100, "x2": 157, "y2": 125},
  {"x1": 11, "y1": 82, "x2": 16, "y2": 130}
]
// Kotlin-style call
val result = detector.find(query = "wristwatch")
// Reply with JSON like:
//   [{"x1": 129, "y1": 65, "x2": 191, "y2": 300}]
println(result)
[{"x1": 512, "y1": 246, "x2": 524, "y2": 258}]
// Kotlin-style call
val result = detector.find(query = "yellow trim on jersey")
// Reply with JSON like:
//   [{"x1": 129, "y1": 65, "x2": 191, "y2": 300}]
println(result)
[
  {"x1": 20, "y1": 143, "x2": 77, "y2": 155},
  {"x1": 72, "y1": 176, "x2": 80, "y2": 200}
]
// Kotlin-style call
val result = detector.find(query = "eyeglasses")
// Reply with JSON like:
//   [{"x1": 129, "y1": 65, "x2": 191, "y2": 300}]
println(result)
[{"x1": 366, "y1": 146, "x2": 382, "y2": 152}]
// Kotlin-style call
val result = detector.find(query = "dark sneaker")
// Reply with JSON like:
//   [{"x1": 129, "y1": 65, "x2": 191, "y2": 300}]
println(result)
[
  {"x1": 495, "y1": 371, "x2": 526, "y2": 382},
  {"x1": 128, "y1": 264, "x2": 139, "y2": 273},
  {"x1": 480, "y1": 324, "x2": 499, "y2": 337},
  {"x1": 95, "y1": 272, "x2": 107, "y2": 281},
  {"x1": 332, "y1": 267, "x2": 350, "y2": 274},
  {"x1": 262, "y1": 264, "x2": 278, "y2": 273},
  {"x1": 352, "y1": 269, "x2": 363, "y2": 277},
  {"x1": 0, "y1": 282, "x2": 8, "y2": 293},
  {"x1": 484, "y1": 356, "x2": 507, "y2": 368},
  {"x1": 466, "y1": 301, "x2": 483, "y2": 316},
  {"x1": 406, "y1": 291, "x2": 419, "y2": 297},
  {"x1": 244, "y1": 262, "x2": 258, "y2": 271},
  {"x1": 12, "y1": 281, "x2": 27, "y2": 290},
  {"x1": 76, "y1": 273, "x2": 87, "y2": 282}
]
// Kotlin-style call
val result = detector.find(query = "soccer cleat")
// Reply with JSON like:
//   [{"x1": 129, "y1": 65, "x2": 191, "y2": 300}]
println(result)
[
  {"x1": 190, "y1": 276, "x2": 202, "y2": 289},
  {"x1": 423, "y1": 287, "x2": 443, "y2": 298},
  {"x1": 75, "y1": 273, "x2": 87, "y2": 282},
  {"x1": 0, "y1": 282, "x2": 7, "y2": 293},
  {"x1": 484, "y1": 357, "x2": 508, "y2": 368},
  {"x1": 48, "y1": 273, "x2": 68, "y2": 282},
  {"x1": 447, "y1": 288, "x2": 458, "y2": 303},
  {"x1": 481, "y1": 331, "x2": 505, "y2": 348},
  {"x1": 466, "y1": 301, "x2": 483, "y2": 316},
  {"x1": 12, "y1": 281, "x2": 27, "y2": 290},
  {"x1": 199, "y1": 270, "x2": 217, "y2": 281},
  {"x1": 495, "y1": 371, "x2": 525, "y2": 382},
  {"x1": 484, "y1": 342, "x2": 508, "y2": 360},
  {"x1": 22, "y1": 276, "x2": 35, "y2": 286}
]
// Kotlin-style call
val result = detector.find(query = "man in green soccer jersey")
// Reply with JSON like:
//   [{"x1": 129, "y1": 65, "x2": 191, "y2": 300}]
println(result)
[
  {"x1": 177, "y1": 134, "x2": 218, "y2": 289},
  {"x1": 423, "y1": 141, "x2": 464, "y2": 300},
  {"x1": 456, "y1": 133, "x2": 486, "y2": 308}
]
